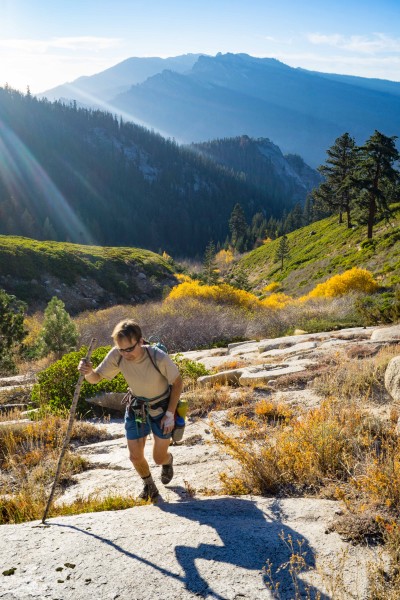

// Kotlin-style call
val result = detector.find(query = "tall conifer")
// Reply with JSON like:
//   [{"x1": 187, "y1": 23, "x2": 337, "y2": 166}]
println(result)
[
  {"x1": 313, "y1": 132, "x2": 356, "y2": 227},
  {"x1": 353, "y1": 130, "x2": 399, "y2": 239}
]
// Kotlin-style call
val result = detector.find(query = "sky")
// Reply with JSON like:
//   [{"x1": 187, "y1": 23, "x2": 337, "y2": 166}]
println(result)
[{"x1": 1, "y1": 0, "x2": 400, "y2": 93}]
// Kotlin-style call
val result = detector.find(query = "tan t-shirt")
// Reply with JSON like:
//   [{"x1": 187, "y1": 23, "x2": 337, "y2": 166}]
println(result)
[{"x1": 95, "y1": 346, "x2": 179, "y2": 401}]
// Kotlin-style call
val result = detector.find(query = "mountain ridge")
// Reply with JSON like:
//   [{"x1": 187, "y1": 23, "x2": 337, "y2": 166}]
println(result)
[{"x1": 39, "y1": 52, "x2": 400, "y2": 167}]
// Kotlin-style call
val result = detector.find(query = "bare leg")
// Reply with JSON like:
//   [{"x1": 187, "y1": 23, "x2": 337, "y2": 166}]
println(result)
[
  {"x1": 153, "y1": 436, "x2": 172, "y2": 466},
  {"x1": 127, "y1": 437, "x2": 150, "y2": 477}
]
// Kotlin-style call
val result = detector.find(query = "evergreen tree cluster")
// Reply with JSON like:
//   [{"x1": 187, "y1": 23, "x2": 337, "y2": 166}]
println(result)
[
  {"x1": 225, "y1": 200, "x2": 315, "y2": 253},
  {"x1": 312, "y1": 131, "x2": 400, "y2": 239}
]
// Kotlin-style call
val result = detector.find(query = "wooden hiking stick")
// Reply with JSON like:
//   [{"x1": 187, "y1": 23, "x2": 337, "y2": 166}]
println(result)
[{"x1": 41, "y1": 338, "x2": 96, "y2": 523}]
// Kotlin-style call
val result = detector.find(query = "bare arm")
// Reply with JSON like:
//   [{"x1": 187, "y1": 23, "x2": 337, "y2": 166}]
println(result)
[{"x1": 77, "y1": 359, "x2": 103, "y2": 384}]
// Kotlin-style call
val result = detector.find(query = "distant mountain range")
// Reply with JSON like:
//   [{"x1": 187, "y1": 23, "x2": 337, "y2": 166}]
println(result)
[
  {"x1": 39, "y1": 54, "x2": 202, "y2": 104},
  {"x1": 0, "y1": 88, "x2": 318, "y2": 256},
  {"x1": 40, "y1": 53, "x2": 400, "y2": 167}
]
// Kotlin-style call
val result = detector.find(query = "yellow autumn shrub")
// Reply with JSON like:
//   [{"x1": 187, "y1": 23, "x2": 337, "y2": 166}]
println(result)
[
  {"x1": 302, "y1": 267, "x2": 378, "y2": 300},
  {"x1": 23, "y1": 313, "x2": 43, "y2": 347},
  {"x1": 262, "y1": 282, "x2": 280, "y2": 294},
  {"x1": 261, "y1": 292, "x2": 293, "y2": 310},
  {"x1": 215, "y1": 248, "x2": 234, "y2": 266},
  {"x1": 175, "y1": 273, "x2": 193, "y2": 283},
  {"x1": 165, "y1": 280, "x2": 261, "y2": 310}
]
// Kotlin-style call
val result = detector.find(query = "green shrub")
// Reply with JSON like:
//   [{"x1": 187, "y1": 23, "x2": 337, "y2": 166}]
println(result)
[
  {"x1": 291, "y1": 316, "x2": 361, "y2": 334},
  {"x1": 355, "y1": 289, "x2": 400, "y2": 325},
  {"x1": 172, "y1": 354, "x2": 210, "y2": 382},
  {"x1": 38, "y1": 297, "x2": 78, "y2": 359},
  {"x1": 31, "y1": 346, "x2": 127, "y2": 415},
  {"x1": 360, "y1": 239, "x2": 377, "y2": 251}
]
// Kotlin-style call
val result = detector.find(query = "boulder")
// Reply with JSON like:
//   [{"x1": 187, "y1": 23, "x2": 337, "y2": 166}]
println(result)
[
  {"x1": 0, "y1": 373, "x2": 35, "y2": 387},
  {"x1": 371, "y1": 325, "x2": 400, "y2": 343},
  {"x1": 239, "y1": 363, "x2": 307, "y2": 386},
  {"x1": 257, "y1": 332, "x2": 329, "y2": 353},
  {"x1": 385, "y1": 356, "x2": 400, "y2": 402},
  {"x1": 85, "y1": 392, "x2": 126, "y2": 413},
  {"x1": 197, "y1": 369, "x2": 244, "y2": 386}
]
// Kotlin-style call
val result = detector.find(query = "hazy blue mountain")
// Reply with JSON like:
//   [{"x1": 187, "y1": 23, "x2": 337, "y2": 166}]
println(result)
[
  {"x1": 38, "y1": 54, "x2": 203, "y2": 104},
  {"x1": 110, "y1": 53, "x2": 400, "y2": 166}
]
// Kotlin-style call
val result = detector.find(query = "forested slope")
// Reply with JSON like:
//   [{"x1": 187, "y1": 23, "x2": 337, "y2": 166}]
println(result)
[{"x1": 0, "y1": 87, "x2": 317, "y2": 257}]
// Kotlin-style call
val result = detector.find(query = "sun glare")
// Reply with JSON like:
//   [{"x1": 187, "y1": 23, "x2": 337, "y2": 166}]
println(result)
[{"x1": 0, "y1": 115, "x2": 93, "y2": 243}]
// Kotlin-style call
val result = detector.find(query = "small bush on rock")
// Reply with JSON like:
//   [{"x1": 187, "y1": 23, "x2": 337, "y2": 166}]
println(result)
[{"x1": 31, "y1": 346, "x2": 127, "y2": 415}]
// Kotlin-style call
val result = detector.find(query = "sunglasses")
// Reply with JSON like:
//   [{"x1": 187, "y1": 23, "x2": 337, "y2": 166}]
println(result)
[{"x1": 117, "y1": 341, "x2": 139, "y2": 353}]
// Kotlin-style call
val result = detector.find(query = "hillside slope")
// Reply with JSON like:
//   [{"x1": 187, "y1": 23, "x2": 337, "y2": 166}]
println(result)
[
  {"x1": 236, "y1": 205, "x2": 400, "y2": 295},
  {"x1": 190, "y1": 136, "x2": 322, "y2": 205},
  {"x1": 0, "y1": 236, "x2": 176, "y2": 313}
]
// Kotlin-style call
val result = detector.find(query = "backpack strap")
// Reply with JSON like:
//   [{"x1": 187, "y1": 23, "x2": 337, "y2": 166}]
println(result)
[
  {"x1": 117, "y1": 346, "x2": 169, "y2": 394},
  {"x1": 145, "y1": 346, "x2": 163, "y2": 377}
]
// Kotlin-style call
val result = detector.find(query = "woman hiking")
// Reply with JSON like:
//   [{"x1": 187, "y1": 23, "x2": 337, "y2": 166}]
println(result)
[{"x1": 78, "y1": 320, "x2": 183, "y2": 501}]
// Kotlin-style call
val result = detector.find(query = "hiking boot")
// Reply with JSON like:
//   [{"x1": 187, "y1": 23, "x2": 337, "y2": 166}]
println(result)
[
  {"x1": 161, "y1": 454, "x2": 174, "y2": 485},
  {"x1": 139, "y1": 480, "x2": 159, "y2": 501}
]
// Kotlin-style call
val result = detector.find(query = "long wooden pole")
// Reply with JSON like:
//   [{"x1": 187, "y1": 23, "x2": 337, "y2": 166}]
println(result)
[{"x1": 41, "y1": 338, "x2": 96, "y2": 523}]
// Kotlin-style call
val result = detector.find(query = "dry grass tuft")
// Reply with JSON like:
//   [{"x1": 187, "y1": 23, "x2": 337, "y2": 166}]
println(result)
[
  {"x1": 346, "y1": 344, "x2": 381, "y2": 360},
  {"x1": 329, "y1": 510, "x2": 385, "y2": 545},
  {"x1": 186, "y1": 385, "x2": 253, "y2": 418},
  {"x1": 0, "y1": 416, "x2": 114, "y2": 524},
  {"x1": 313, "y1": 344, "x2": 400, "y2": 403},
  {"x1": 0, "y1": 491, "x2": 143, "y2": 524}
]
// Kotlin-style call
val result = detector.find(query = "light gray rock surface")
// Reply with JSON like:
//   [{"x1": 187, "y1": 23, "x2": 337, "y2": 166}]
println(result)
[
  {"x1": 259, "y1": 341, "x2": 317, "y2": 358},
  {"x1": 58, "y1": 418, "x2": 236, "y2": 505},
  {"x1": 0, "y1": 497, "x2": 375, "y2": 600},
  {"x1": 1, "y1": 324, "x2": 398, "y2": 600}
]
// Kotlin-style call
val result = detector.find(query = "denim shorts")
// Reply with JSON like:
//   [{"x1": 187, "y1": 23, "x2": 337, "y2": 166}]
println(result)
[{"x1": 124, "y1": 411, "x2": 172, "y2": 441}]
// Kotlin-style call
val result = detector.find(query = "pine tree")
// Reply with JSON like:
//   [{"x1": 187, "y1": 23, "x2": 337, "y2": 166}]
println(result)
[
  {"x1": 284, "y1": 203, "x2": 303, "y2": 233},
  {"x1": 229, "y1": 203, "x2": 248, "y2": 251},
  {"x1": 303, "y1": 194, "x2": 314, "y2": 225},
  {"x1": 230, "y1": 267, "x2": 250, "y2": 291},
  {"x1": 353, "y1": 130, "x2": 400, "y2": 239},
  {"x1": 275, "y1": 235, "x2": 290, "y2": 271},
  {"x1": 39, "y1": 297, "x2": 78, "y2": 359},
  {"x1": 203, "y1": 240, "x2": 218, "y2": 284},
  {"x1": 313, "y1": 132, "x2": 356, "y2": 227}
]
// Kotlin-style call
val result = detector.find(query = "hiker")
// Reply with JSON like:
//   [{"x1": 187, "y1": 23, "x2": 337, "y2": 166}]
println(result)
[{"x1": 78, "y1": 320, "x2": 183, "y2": 501}]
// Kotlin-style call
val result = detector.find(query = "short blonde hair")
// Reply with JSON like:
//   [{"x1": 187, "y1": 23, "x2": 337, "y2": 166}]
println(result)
[{"x1": 111, "y1": 320, "x2": 142, "y2": 343}]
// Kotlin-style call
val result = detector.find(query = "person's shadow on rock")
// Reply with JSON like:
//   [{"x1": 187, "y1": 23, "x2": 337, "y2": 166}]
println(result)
[{"x1": 157, "y1": 492, "x2": 330, "y2": 599}]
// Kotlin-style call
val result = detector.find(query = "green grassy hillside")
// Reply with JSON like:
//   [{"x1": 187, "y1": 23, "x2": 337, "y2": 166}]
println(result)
[
  {"x1": 236, "y1": 204, "x2": 400, "y2": 296},
  {"x1": 0, "y1": 236, "x2": 176, "y2": 312}
]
